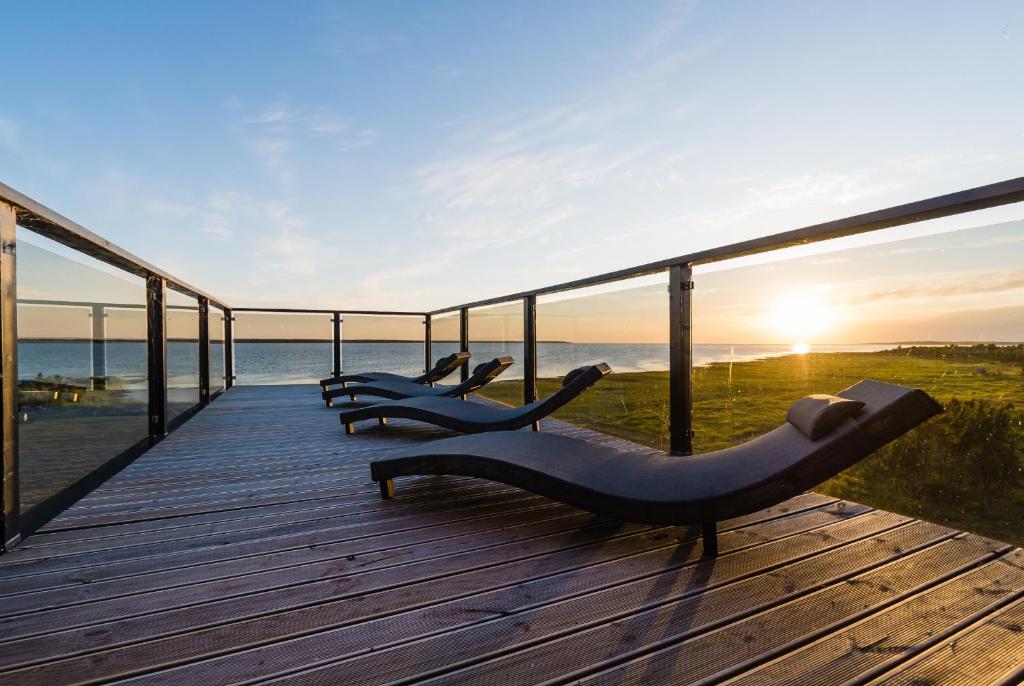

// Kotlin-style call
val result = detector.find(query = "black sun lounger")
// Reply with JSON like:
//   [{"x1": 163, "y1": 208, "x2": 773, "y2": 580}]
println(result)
[
  {"x1": 319, "y1": 352, "x2": 468, "y2": 390},
  {"x1": 339, "y1": 363, "x2": 611, "y2": 435},
  {"x1": 370, "y1": 379, "x2": 942, "y2": 556},
  {"x1": 323, "y1": 356, "x2": 514, "y2": 408},
  {"x1": 319, "y1": 352, "x2": 469, "y2": 392}
]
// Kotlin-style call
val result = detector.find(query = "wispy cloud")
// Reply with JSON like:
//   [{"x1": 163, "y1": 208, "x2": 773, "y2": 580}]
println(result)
[
  {"x1": 249, "y1": 138, "x2": 295, "y2": 185},
  {"x1": 242, "y1": 103, "x2": 376, "y2": 148},
  {"x1": 0, "y1": 115, "x2": 20, "y2": 150},
  {"x1": 841, "y1": 269, "x2": 1024, "y2": 305},
  {"x1": 238, "y1": 102, "x2": 376, "y2": 186},
  {"x1": 745, "y1": 173, "x2": 902, "y2": 210}
]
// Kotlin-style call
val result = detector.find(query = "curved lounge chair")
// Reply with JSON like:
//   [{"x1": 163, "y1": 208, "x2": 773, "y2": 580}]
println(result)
[
  {"x1": 319, "y1": 352, "x2": 470, "y2": 392},
  {"x1": 339, "y1": 363, "x2": 611, "y2": 435},
  {"x1": 324, "y1": 356, "x2": 514, "y2": 408},
  {"x1": 370, "y1": 379, "x2": 942, "y2": 556}
]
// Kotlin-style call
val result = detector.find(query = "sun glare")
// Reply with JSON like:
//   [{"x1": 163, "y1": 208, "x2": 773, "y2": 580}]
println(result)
[{"x1": 763, "y1": 293, "x2": 838, "y2": 344}]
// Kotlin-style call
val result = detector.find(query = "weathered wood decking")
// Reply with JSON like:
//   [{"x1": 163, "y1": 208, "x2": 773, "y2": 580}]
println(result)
[{"x1": 0, "y1": 384, "x2": 1022, "y2": 685}]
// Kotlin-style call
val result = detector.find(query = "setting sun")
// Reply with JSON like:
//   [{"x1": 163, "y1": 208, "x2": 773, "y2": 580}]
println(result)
[{"x1": 763, "y1": 293, "x2": 838, "y2": 343}]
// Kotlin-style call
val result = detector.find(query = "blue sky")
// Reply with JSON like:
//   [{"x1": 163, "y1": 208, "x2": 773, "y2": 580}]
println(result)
[{"x1": 2, "y1": 1, "x2": 1022, "y2": 310}]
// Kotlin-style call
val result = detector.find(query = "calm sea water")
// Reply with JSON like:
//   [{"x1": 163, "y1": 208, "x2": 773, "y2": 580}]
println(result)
[{"x1": 18, "y1": 340, "x2": 896, "y2": 387}]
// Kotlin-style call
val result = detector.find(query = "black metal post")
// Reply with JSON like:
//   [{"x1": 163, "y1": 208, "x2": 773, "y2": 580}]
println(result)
[
  {"x1": 669, "y1": 263, "x2": 694, "y2": 455},
  {"x1": 223, "y1": 308, "x2": 234, "y2": 389},
  {"x1": 0, "y1": 202, "x2": 19, "y2": 549},
  {"x1": 332, "y1": 312, "x2": 342, "y2": 378},
  {"x1": 198, "y1": 297, "x2": 210, "y2": 405},
  {"x1": 146, "y1": 275, "x2": 168, "y2": 442},
  {"x1": 424, "y1": 314, "x2": 432, "y2": 373},
  {"x1": 523, "y1": 296, "x2": 537, "y2": 405},
  {"x1": 459, "y1": 307, "x2": 469, "y2": 382},
  {"x1": 90, "y1": 304, "x2": 106, "y2": 391}
]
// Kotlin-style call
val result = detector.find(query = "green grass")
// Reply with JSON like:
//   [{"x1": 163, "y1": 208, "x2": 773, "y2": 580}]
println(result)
[{"x1": 479, "y1": 346, "x2": 1024, "y2": 546}]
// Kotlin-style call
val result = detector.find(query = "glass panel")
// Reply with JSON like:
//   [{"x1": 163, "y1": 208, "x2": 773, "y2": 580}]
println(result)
[
  {"x1": 430, "y1": 312, "x2": 462, "y2": 364},
  {"x1": 693, "y1": 216, "x2": 1024, "y2": 546},
  {"x1": 16, "y1": 231, "x2": 147, "y2": 516},
  {"x1": 342, "y1": 315, "x2": 424, "y2": 378},
  {"x1": 470, "y1": 301, "x2": 524, "y2": 404},
  {"x1": 166, "y1": 289, "x2": 199, "y2": 420},
  {"x1": 209, "y1": 305, "x2": 225, "y2": 394},
  {"x1": 234, "y1": 312, "x2": 332, "y2": 384},
  {"x1": 477, "y1": 276, "x2": 670, "y2": 447}
]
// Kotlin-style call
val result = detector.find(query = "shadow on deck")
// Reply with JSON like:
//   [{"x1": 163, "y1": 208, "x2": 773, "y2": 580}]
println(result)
[{"x1": 0, "y1": 384, "x2": 1021, "y2": 685}]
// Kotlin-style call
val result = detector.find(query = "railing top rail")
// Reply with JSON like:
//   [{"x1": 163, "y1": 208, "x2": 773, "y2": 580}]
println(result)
[
  {"x1": 0, "y1": 181, "x2": 228, "y2": 309},
  {"x1": 429, "y1": 176, "x2": 1024, "y2": 314},
  {"x1": 232, "y1": 307, "x2": 428, "y2": 316}
]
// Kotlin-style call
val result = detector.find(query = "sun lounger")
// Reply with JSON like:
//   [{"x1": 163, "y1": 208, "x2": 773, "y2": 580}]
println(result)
[
  {"x1": 319, "y1": 352, "x2": 469, "y2": 391},
  {"x1": 369, "y1": 379, "x2": 942, "y2": 556},
  {"x1": 339, "y1": 363, "x2": 610, "y2": 434},
  {"x1": 323, "y1": 356, "x2": 514, "y2": 408}
]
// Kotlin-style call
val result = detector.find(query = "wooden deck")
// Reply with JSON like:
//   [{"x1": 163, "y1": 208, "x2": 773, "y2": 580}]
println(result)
[{"x1": 0, "y1": 384, "x2": 1022, "y2": 685}]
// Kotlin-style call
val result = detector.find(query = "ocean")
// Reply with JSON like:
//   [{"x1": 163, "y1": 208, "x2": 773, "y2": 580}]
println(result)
[{"x1": 17, "y1": 340, "x2": 898, "y2": 388}]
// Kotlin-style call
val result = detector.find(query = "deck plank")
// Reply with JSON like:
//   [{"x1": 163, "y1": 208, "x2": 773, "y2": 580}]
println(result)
[{"x1": 0, "y1": 384, "x2": 1020, "y2": 686}]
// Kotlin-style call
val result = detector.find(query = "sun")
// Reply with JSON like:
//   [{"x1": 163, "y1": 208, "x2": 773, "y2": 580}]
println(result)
[{"x1": 763, "y1": 293, "x2": 838, "y2": 345}]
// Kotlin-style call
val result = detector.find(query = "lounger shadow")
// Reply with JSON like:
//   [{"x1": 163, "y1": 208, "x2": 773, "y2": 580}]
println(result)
[
  {"x1": 323, "y1": 356, "x2": 514, "y2": 408},
  {"x1": 339, "y1": 363, "x2": 611, "y2": 435},
  {"x1": 319, "y1": 352, "x2": 469, "y2": 392},
  {"x1": 370, "y1": 379, "x2": 942, "y2": 556}
]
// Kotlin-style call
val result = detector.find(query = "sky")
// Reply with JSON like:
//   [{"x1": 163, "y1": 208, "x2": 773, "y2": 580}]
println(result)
[{"x1": 2, "y1": 0, "x2": 1023, "y2": 320}]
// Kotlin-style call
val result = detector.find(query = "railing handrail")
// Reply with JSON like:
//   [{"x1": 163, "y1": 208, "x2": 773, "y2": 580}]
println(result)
[
  {"x1": 231, "y1": 307, "x2": 429, "y2": 316},
  {"x1": 428, "y1": 175, "x2": 1024, "y2": 314}
]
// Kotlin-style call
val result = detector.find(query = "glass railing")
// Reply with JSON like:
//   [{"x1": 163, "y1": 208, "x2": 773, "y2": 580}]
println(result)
[
  {"x1": 233, "y1": 311, "x2": 332, "y2": 384},
  {"x1": 692, "y1": 213, "x2": 1024, "y2": 545},
  {"x1": 15, "y1": 232, "x2": 149, "y2": 524},
  {"x1": 342, "y1": 314, "x2": 425, "y2": 378},
  {"x1": 469, "y1": 301, "x2": 525, "y2": 398},
  {"x1": 430, "y1": 312, "x2": 462, "y2": 368},
  {"x1": 2, "y1": 176, "x2": 1024, "y2": 547},
  {"x1": 537, "y1": 277, "x2": 670, "y2": 448},
  {"x1": 166, "y1": 288, "x2": 200, "y2": 420},
  {"x1": 209, "y1": 304, "x2": 226, "y2": 395}
]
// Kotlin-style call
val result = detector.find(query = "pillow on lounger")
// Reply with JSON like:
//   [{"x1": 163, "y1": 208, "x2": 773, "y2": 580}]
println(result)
[{"x1": 786, "y1": 394, "x2": 865, "y2": 440}]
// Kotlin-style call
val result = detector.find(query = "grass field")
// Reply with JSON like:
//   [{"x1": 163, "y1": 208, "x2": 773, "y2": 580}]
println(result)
[{"x1": 479, "y1": 345, "x2": 1024, "y2": 546}]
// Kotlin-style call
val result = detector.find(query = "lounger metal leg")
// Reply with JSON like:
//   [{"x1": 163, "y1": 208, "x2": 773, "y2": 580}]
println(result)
[
  {"x1": 702, "y1": 521, "x2": 718, "y2": 557},
  {"x1": 341, "y1": 380, "x2": 348, "y2": 389},
  {"x1": 344, "y1": 422, "x2": 356, "y2": 435},
  {"x1": 379, "y1": 479, "x2": 395, "y2": 499},
  {"x1": 379, "y1": 417, "x2": 388, "y2": 427},
  {"x1": 326, "y1": 399, "x2": 334, "y2": 409},
  {"x1": 531, "y1": 420, "x2": 540, "y2": 432}
]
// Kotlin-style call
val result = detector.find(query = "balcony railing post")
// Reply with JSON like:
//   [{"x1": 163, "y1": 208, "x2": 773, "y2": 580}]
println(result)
[
  {"x1": 0, "y1": 202, "x2": 19, "y2": 549},
  {"x1": 332, "y1": 312, "x2": 342, "y2": 378},
  {"x1": 198, "y1": 297, "x2": 210, "y2": 405},
  {"x1": 146, "y1": 275, "x2": 168, "y2": 442},
  {"x1": 424, "y1": 314, "x2": 432, "y2": 373},
  {"x1": 669, "y1": 263, "x2": 694, "y2": 455},
  {"x1": 223, "y1": 308, "x2": 234, "y2": 389},
  {"x1": 459, "y1": 307, "x2": 469, "y2": 382},
  {"x1": 523, "y1": 295, "x2": 537, "y2": 405}
]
